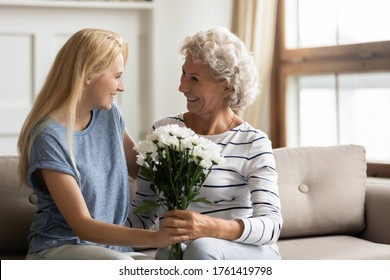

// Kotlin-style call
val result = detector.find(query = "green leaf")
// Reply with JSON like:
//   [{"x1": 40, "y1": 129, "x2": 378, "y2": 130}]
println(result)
[
  {"x1": 133, "y1": 200, "x2": 161, "y2": 214},
  {"x1": 193, "y1": 197, "x2": 214, "y2": 204}
]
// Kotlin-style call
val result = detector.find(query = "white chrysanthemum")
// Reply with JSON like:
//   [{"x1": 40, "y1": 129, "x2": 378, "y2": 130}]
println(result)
[
  {"x1": 135, "y1": 154, "x2": 145, "y2": 166},
  {"x1": 208, "y1": 148, "x2": 225, "y2": 165},
  {"x1": 191, "y1": 145, "x2": 204, "y2": 160},
  {"x1": 180, "y1": 135, "x2": 198, "y2": 150},
  {"x1": 200, "y1": 158, "x2": 214, "y2": 169},
  {"x1": 136, "y1": 154, "x2": 151, "y2": 167},
  {"x1": 135, "y1": 139, "x2": 158, "y2": 155},
  {"x1": 134, "y1": 124, "x2": 224, "y2": 169},
  {"x1": 154, "y1": 124, "x2": 191, "y2": 139},
  {"x1": 170, "y1": 124, "x2": 194, "y2": 139},
  {"x1": 158, "y1": 132, "x2": 180, "y2": 148},
  {"x1": 145, "y1": 131, "x2": 159, "y2": 143},
  {"x1": 198, "y1": 137, "x2": 218, "y2": 151}
]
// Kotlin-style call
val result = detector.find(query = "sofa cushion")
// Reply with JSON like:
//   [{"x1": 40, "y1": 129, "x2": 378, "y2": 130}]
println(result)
[
  {"x1": 274, "y1": 145, "x2": 366, "y2": 239},
  {"x1": 0, "y1": 155, "x2": 36, "y2": 255},
  {"x1": 277, "y1": 235, "x2": 390, "y2": 260}
]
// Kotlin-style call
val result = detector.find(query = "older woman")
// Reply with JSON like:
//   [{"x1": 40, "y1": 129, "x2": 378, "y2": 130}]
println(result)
[{"x1": 130, "y1": 26, "x2": 282, "y2": 260}]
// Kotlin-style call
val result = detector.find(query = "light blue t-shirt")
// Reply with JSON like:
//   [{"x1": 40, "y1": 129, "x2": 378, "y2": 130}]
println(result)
[{"x1": 27, "y1": 104, "x2": 132, "y2": 254}]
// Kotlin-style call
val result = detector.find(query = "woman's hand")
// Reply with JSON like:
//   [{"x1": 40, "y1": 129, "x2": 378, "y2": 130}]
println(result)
[
  {"x1": 161, "y1": 210, "x2": 244, "y2": 241},
  {"x1": 161, "y1": 210, "x2": 212, "y2": 240},
  {"x1": 152, "y1": 226, "x2": 190, "y2": 248}
]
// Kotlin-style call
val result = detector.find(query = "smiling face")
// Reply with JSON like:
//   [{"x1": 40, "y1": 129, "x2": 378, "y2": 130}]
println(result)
[
  {"x1": 179, "y1": 56, "x2": 229, "y2": 117},
  {"x1": 83, "y1": 53, "x2": 125, "y2": 111}
]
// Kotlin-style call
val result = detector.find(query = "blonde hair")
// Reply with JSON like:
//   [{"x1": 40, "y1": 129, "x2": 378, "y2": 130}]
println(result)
[
  {"x1": 17, "y1": 28, "x2": 129, "y2": 186},
  {"x1": 179, "y1": 26, "x2": 259, "y2": 112}
]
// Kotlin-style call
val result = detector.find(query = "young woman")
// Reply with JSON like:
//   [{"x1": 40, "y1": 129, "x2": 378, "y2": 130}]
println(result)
[{"x1": 18, "y1": 28, "x2": 188, "y2": 260}]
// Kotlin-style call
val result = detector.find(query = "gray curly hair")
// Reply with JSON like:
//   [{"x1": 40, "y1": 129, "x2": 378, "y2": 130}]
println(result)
[{"x1": 179, "y1": 26, "x2": 259, "y2": 112}]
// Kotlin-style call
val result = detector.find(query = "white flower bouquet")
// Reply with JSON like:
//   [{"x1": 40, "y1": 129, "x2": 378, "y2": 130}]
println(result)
[{"x1": 133, "y1": 124, "x2": 224, "y2": 259}]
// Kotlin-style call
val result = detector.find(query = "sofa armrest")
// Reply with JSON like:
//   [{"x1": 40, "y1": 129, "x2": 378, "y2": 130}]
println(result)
[{"x1": 360, "y1": 178, "x2": 390, "y2": 244}]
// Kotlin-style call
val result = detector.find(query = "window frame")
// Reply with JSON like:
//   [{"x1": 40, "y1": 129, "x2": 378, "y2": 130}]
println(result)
[{"x1": 271, "y1": 0, "x2": 390, "y2": 178}]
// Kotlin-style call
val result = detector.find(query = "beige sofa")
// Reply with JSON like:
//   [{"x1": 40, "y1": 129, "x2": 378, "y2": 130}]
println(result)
[
  {"x1": 274, "y1": 145, "x2": 390, "y2": 259},
  {"x1": 1, "y1": 145, "x2": 390, "y2": 260}
]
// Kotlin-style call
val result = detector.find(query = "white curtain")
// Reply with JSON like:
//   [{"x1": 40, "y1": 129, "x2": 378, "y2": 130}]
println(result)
[{"x1": 232, "y1": 0, "x2": 278, "y2": 134}]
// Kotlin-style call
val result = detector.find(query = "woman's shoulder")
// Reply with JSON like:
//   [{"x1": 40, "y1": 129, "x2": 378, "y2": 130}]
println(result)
[
  {"x1": 233, "y1": 122, "x2": 269, "y2": 140},
  {"x1": 228, "y1": 122, "x2": 274, "y2": 150},
  {"x1": 36, "y1": 118, "x2": 66, "y2": 140},
  {"x1": 152, "y1": 113, "x2": 186, "y2": 129}
]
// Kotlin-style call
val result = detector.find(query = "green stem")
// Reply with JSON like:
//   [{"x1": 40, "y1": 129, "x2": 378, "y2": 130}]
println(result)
[{"x1": 169, "y1": 243, "x2": 183, "y2": 260}]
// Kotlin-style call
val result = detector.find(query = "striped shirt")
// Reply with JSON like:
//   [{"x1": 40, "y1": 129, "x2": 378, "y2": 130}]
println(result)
[{"x1": 129, "y1": 113, "x2": 282, "y2": 248}]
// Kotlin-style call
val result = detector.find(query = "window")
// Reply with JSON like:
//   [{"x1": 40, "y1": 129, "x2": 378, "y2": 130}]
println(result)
[
  {"x1": 284, "y1": 0, "x2": 390, "y2": 48},
  {"x1": 271, "y1": 0, "x2": 390, "y2": 177}
]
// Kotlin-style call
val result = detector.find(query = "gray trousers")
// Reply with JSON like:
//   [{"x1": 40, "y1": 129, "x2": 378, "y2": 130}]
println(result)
[
  {"x1": 26, "y1": 244, "x2": 153, "y2": 260},
  {"x1": 156, "y1": 237, "x2": 281, "y2": 260}
]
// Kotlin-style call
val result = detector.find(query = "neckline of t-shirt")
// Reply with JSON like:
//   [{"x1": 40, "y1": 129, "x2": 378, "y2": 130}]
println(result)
[
  {"x1": 198, "y1": 122, "x2": 247, "y2": 139},
  {"x1": 74, "y1": 109, "x2": 96, "y2": 136},
  {"x1": 178, "y1": 112, "x2": 247, "y2": 138},
  {"x1": 49, "y1": 109, "x2": 97, "y2": 136}
]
